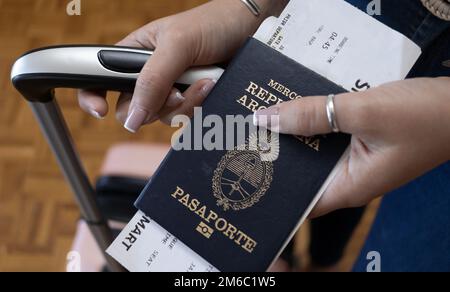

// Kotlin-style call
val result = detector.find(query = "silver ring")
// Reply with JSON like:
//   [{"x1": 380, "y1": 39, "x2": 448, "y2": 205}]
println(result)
[
  {"x1": 326, "y1": 94, "x2": 340, "y2": 133},
  {"x1": 240, "y1": 0, "x2": 261, "y2": 17}
]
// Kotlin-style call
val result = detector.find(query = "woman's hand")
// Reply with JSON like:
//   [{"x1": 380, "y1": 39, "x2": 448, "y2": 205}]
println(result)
[
  {"x1": 254, "y1": 77, "x2": 450, "y2": 217},
  {"x1": 78, "y1": 0, "x2": 287, "y2": 132}
]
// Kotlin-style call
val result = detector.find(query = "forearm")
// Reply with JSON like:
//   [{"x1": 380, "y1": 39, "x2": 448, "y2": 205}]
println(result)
[
  {"x1": 256, "y1": 0, "x2": 290, "y2": 18},
  {"x1": 213, "y1": 0, "x2": 289, "y2": 34},
  {"x1": 424, "y1": 77, "x2": 450, "y2": 159},
  {"x1": 187, "y1": 0, "x2": 287, "y2": 62},
  {"x1": 439, "y1": 77, "x2": 450, "y2": 159}
]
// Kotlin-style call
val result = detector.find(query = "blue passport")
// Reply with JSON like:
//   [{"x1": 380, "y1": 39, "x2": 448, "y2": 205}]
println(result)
[{"x1": 135, "y1": 38, "x2": 349, "y2": 271}]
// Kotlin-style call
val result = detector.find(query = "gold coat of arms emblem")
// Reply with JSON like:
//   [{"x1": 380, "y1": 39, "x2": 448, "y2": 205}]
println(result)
[{"x1": 212, "y1": 131, "x2": 277, "y2": 211}]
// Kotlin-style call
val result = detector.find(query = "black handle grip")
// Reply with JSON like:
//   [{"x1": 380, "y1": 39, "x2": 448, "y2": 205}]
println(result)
[{"x1": 98, "y1": 50, "x2": 150, "y2": 74}]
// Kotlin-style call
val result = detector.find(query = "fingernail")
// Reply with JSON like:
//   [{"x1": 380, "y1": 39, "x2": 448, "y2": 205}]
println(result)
[
  {"x1": 253, "y1": 106, "x2": 280, "y2": 130},
  {"x1": 166, "y1": 91, "x2": 186, "y2": 108},
  {"x1": 124, "y1": 107, "x2": 149, "y2": 133},
  {"x1": 200, "y1": 79, "x2": 217, "y2": 97},
  {"x1": 89, "y1": 109, "x2": 105, "y2": 120}
]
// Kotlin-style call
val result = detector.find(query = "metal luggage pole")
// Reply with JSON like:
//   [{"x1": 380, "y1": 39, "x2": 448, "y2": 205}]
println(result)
[{"x1": 29, "y1": 98, "x2": 124, "y2": 272}]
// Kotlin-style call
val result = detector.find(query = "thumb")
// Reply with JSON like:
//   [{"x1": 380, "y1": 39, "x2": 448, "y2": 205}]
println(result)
[
  {"x1": 253, "y1": 92, "x2": 371, "y2": 136},
  {"x1": 124, "y1": 44, "x2": 191, "y2": 133}
]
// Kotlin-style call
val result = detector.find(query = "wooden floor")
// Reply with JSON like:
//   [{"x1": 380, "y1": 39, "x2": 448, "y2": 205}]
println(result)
[{"x1": 0, "y1": 0, "x2": 378, "y2": 272}]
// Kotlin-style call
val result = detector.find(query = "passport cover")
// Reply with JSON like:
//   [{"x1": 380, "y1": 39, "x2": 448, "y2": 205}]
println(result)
[{"x1": 136, "y1": 38, "x2": 349, "y2": 272}]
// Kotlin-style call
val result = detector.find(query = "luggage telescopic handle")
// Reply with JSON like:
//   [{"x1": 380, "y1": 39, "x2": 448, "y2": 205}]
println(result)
[
  {"x1": 11, "y1": 45, "x2": 225, "y2": 102},
  {"x1": 11, "y1": 45, "x2": 224, "y2": 272}
]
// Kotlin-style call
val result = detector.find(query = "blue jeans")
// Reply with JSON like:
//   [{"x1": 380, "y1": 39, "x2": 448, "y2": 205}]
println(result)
[{"x1": 345, "y1": 0, "x2": 450, "y2": 272}]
